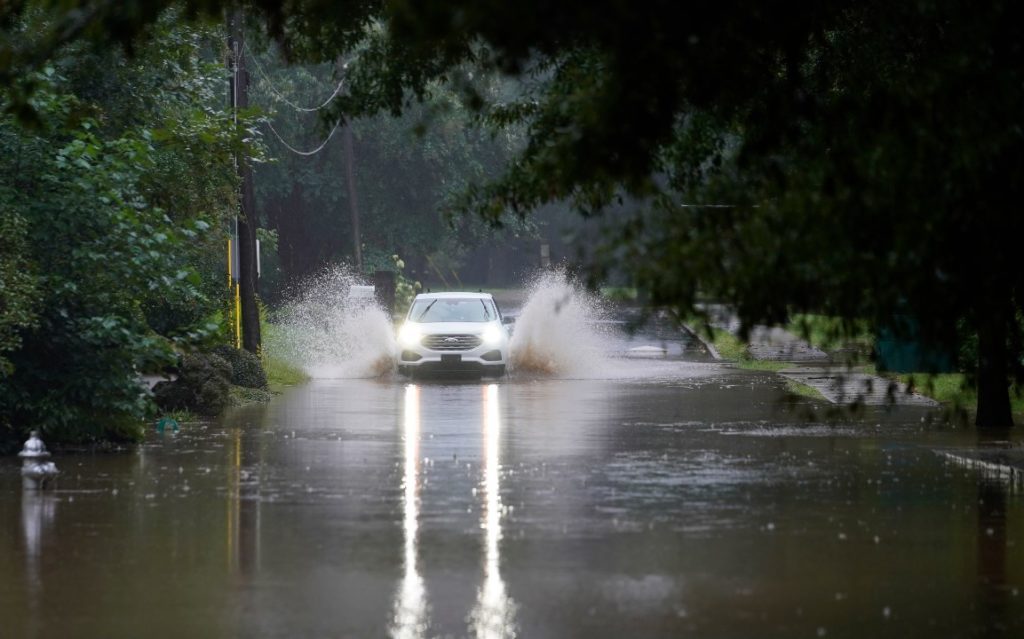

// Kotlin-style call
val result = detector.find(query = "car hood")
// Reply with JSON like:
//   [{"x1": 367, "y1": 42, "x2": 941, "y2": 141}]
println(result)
[{"x1": 410, "y1": 321, "x2": 498, "y2": 335}]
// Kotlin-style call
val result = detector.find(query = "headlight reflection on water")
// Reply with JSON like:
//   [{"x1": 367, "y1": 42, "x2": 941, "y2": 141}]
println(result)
[
  {"x1": 391, "y1": 384, "x2": 516, "y2": 639},
  {"x1": 469, "y1": 384, "x2": 518, "y2": 638},
  {"x1": 391, "y1": 385, "x2": 429, "y2": 639}
]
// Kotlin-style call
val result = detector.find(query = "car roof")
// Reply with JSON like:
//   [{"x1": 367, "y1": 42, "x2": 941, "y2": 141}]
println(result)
[{"x1": 413, "y1": 292, "x2": 494, "y2": 300}]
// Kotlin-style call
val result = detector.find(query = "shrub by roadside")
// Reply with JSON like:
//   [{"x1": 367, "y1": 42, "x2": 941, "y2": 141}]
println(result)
[
  {"x1": 212, "y1": 345, "x2": 268, "y2": 389},
  {"x1": 153, "y1": 352, "x2": 233, "y2": 415}
]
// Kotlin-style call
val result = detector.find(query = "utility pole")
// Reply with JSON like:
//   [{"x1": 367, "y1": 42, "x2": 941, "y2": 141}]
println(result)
[{"x1": 229, "y1": 11, "x2": 262, "y2": 354}]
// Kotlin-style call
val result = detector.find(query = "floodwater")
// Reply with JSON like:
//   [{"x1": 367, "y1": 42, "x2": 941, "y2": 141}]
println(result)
[{"x1": 3, "y1": 309, "x2": 1024, "y2": 637}]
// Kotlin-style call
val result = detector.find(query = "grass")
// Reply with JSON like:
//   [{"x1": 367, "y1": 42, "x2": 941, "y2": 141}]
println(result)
[
  {"x1": 600, "y1": 286, "x2": 639, "y2": 302},
  {"x1": 786, "y1": 313, "x2": 874, "y2": 364},
  {"x1": 784, "y1": 378, "x2": 828, "y2": 401},
  {"x1": 892, "y1": 372, "x2": 970, "y2": 405},
  {"x1": 259, "y1": 316, "x2": 311, "y2": 389},
  {"x1": 263, "y1": 355, "x2": 309, "y2": 388},
  {"x1": 890, "y1": 371, "x2": 1024, "y2": 416},
  {"x1": 682, "y1": 322, "x2": 790, "y2": 372},
  {"x1": 853, "y1": 365, "x2": 1024, "y2": 420},
  {"x1": 705, "y1": 326, "x2": 748, "y2": 360},
  {"x1": 738, "y1": 359, "x2": 789, "y2": 372},
  {"x1": 681, "y1": 320, "x2": 750, "y2": 360}
]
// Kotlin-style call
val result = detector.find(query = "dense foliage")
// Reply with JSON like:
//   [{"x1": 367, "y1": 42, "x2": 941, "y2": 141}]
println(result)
[
  {"x1": 247, "y1": 44, "x2": 529, "y2": 296},
  {"x1": 0, "y1": 12, "x2": 255, "y2": 446}
]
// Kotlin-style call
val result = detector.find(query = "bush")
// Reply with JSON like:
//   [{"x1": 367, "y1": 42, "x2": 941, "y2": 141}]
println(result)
[
  {"x1": 0, "y1": 20, "x2": 255, "y2": 445},
  {"x1": 153, "y1": 352, "x2": 232, "y2": 415},
  {"x1": 212, "y1": 345, "x2": 268, "y2": 389},
  {"x1": 0, "y1": 209, "x2": 38, "y2": 377}
]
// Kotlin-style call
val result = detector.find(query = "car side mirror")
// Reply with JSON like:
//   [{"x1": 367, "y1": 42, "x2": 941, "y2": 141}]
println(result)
[{"x1": 502, "y1": 316, "x2": 515, "y2": 325}]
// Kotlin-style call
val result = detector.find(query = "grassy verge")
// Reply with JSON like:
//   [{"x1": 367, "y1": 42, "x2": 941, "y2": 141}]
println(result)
[
  {"x1": 738, "y1": 359, "x2": 789, "y2": 372},
  {"x1": 854, "y1": 365, "x2": 1024, "y2": 420},
  {"x1": 705, "y1": 327, "x2": 747, "y2": 360},
  {"x1": 786, "y1": 313, "x2": 874, "y2": 364},
  {"x1": 786, "y1": 314, "x2": 872, "y2": 348},
  {"x1": 784, "y1": 378, "x2": 828, "y2": 401},
  {"x1": 600, "y1": 286, "x2": 639, "y2": 302},
  {"x1": 891, "y1": 372, "x2": 970, "y2": 405},
  {"x1": 686, "y1": 323, "x2": 788, "y2": 371},
  {"x1": 260, "y1": 317, "x2": 310, "y2": 389},
  {"x1": 263, "y1": 355, "x2": 309, "y2": 388}
]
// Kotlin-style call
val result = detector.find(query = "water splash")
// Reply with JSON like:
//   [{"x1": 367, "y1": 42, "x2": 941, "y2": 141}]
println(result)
[
  {"x1": 509, "y1": 271, "x2": 612, "y2": 377},
  {"x1": 266, "y1": 265, "x2": 396, "y2": 379}
]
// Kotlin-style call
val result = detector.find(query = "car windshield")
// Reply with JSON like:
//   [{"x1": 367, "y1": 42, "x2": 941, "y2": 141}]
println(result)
[{"x1": 409, "y1": 298, "x2": 495, "y2": 323}]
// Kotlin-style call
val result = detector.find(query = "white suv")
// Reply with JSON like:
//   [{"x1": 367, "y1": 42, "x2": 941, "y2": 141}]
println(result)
[{"x1": 396, "y1": 292, "x2": 510, "y2": 377}]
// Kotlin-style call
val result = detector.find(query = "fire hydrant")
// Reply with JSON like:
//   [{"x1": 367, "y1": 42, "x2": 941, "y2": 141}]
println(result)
[{"x1": 19, "y1": 430, "x2": 59, "y2": 490}]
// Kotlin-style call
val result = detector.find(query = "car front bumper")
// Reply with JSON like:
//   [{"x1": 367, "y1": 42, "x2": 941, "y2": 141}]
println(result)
[{"x1": 397, "y1": 341, "x2": 507, "y2": 375}]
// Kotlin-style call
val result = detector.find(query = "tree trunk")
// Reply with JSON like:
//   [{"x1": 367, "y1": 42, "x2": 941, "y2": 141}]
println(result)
[
  {"x1": 343, "y1": 125, "x2": 362, "y2": 272},
  {"x1": 976, "y1": 313, "x2": 1013, "y2": 429},
  {"x1": 372, "y1": 270, "x2": 396, "y2": 316},
  {"x1": 279, "y1": 182, "x2": 306, "y2": 284}
]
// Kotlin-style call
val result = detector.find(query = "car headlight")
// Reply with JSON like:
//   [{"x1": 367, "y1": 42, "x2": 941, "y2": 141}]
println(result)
[
  {"x1": 398, "y1": 323, "x2": 422, "y2": 347},
  {"x1": 481, "y1": 324, "x2": 503, "y2": 345}
]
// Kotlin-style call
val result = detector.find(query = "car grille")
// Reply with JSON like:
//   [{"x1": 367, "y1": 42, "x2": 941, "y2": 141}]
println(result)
[{"x1": 422, "y1": 334, "x2": 482, "y2": 351}]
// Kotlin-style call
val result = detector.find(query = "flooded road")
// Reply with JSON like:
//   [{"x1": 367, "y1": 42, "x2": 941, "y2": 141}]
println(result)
[{"x1": 3, "y1": 354, "x2": 1024, "y2": 638}]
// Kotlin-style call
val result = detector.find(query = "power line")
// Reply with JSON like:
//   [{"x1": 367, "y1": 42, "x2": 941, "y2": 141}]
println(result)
[
  {"x1": 241, "y1": 40, "x2": 348, "y2": 155},
  {"x1": 262, "y1": 117, "x2": 342, "y2": 156},
  {"x1": 246, "y1": 45, "x2": 347, "y2": 113}
]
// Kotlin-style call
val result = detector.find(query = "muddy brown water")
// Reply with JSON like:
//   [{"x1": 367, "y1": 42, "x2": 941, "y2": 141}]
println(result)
[{"x1": 2, "y1": 358, "x2": 1023, "y2": 638}]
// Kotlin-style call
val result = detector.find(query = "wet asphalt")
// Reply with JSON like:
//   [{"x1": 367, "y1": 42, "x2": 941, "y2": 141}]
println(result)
[{"x1": 2, "y1": 323, "x2": 1023, "y2": 638}]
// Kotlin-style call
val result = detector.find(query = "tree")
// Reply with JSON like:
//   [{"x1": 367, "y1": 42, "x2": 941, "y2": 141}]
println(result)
[
  {"x1": 0, "y1": 9, "x2": 256, "y2": 446},
  {"x1": 247, "y1": 42, "x2": 526, "y2": 295},
  {"x1": 0, "y1": 209, "x2": 38, "y2": 377},
  {"x1": 3, "y1": 1, "x2": 1023, "y2": 427}
]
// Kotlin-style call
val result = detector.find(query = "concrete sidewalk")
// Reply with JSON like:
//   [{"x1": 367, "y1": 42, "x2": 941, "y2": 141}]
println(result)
[{"x1": 746, "y1": 325, "x2": 829, "y2": 362}]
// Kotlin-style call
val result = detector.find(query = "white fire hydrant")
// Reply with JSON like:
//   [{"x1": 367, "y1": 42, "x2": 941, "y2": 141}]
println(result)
[{"x1": 19, "y1": 430, "x2": 59, "y2": 490}]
